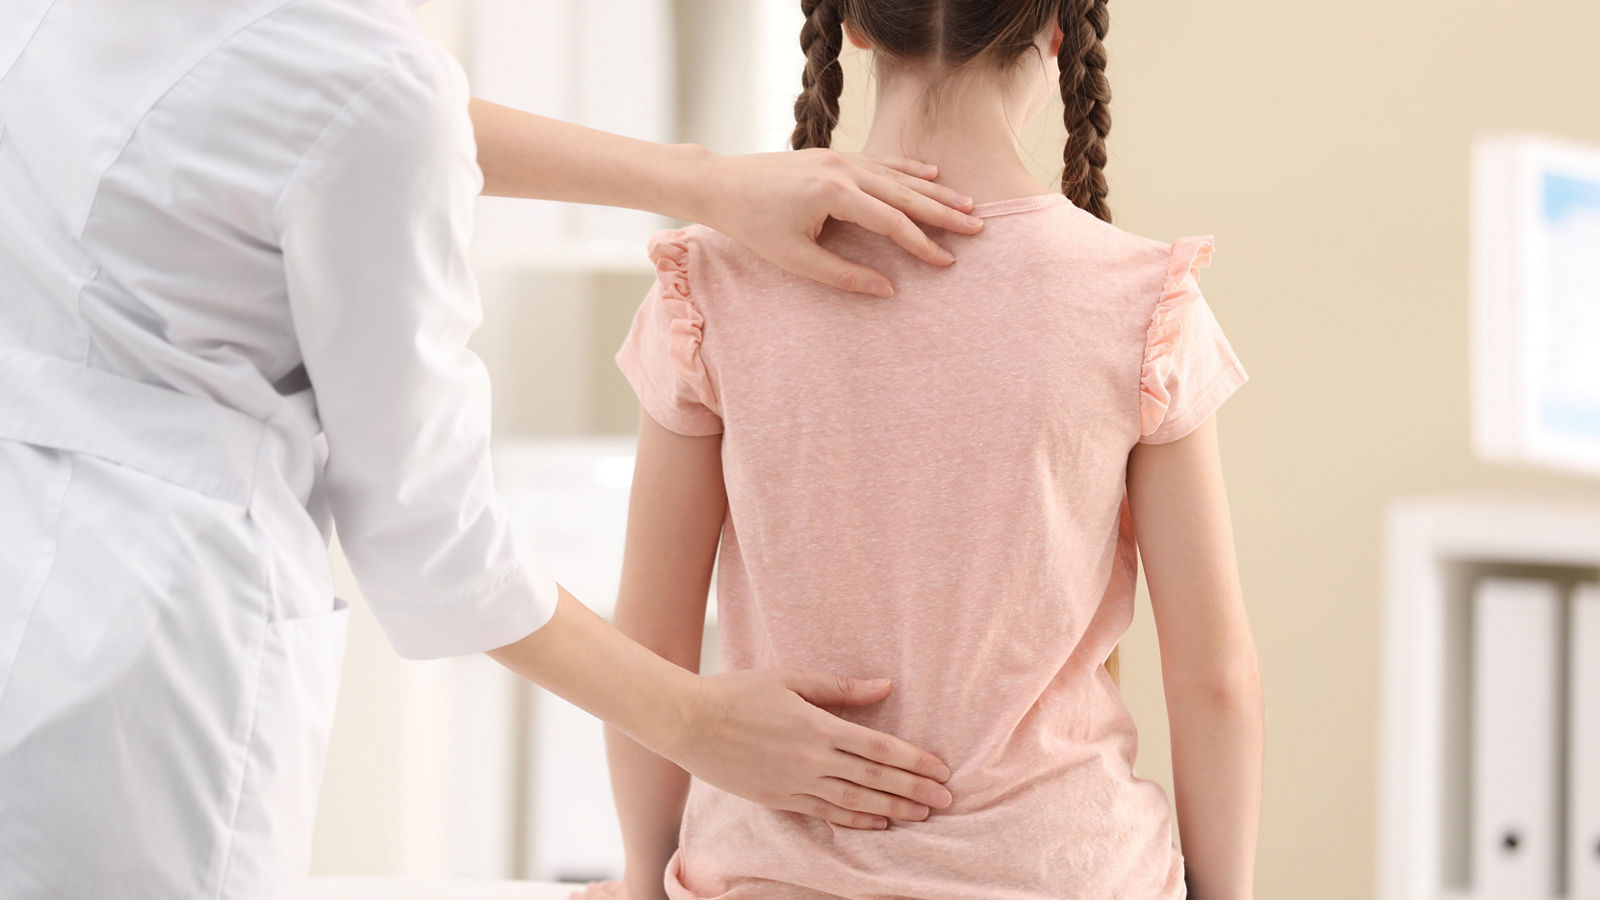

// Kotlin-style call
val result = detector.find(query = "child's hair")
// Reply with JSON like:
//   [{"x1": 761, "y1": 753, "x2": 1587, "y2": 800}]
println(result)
[{"x1": 790, "y1": 0, "x2": 1113, "y2": 223}]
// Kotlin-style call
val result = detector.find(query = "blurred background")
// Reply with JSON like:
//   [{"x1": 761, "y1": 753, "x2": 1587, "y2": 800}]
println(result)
[{"x1": 309, "y1": 2, "x2": 1600, "y2": 899}]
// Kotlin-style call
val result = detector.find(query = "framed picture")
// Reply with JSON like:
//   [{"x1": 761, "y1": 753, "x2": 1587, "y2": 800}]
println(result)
[{"x1": 1472, "y1": 134, "x2": 1600, "y2": 478}]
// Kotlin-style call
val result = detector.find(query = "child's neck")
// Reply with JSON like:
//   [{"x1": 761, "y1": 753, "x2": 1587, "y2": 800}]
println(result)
[{"x1": 858, "y1": 68, "x2": 1051, "y2": 206}]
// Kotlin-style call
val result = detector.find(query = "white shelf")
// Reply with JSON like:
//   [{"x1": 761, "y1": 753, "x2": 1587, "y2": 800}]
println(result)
[
  {"x1": 1388, "y1": 493, "x2": 1600, "y2": 564},
  {"x1": 1380, "y1": 494, "x2": 1600, "y2": 900}
]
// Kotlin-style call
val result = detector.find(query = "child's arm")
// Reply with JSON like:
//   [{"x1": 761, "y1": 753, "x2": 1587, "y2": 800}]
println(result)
[
  {"x1": 1127, "y1": 418, "x2": 1264, "y2": 900},
  {"x1": 606, "y1": 412, "x2": 726, "y2": 899}
]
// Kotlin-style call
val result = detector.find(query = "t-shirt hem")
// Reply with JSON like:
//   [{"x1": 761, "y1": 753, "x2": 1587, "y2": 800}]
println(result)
[
  {"x1": 615, "y1": 345, "x2": 725, "y2": 438},
  {"x1": 1138, "y1": 361, "x2": 1249, "y2": 446}
]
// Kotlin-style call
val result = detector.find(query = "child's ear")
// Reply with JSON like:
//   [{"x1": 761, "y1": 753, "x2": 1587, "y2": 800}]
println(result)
[
  {"x1": 1048, "y1": 24, "x2": 1064, "y2": 57},
  {"x1": 844, "y1": 20, "x2": 872, "y2": 50}
]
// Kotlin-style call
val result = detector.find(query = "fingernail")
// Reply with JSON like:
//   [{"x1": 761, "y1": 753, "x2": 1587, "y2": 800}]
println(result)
[
  {"x1": 876, "y1": 818, "x2": 891, "y2": 830},
  {"x1": 875, "y1": 283, "x2": 894, "y2": 298},
  {"x1": 934, "y1": 787, "x2": 953, "y2": 807},
  {"x1": 865, "y1": 677, "x2": 891, "y2": 690},
  {"x1": 938, "y1": 248, "x2": 956, "y2": 265},
  {"x1": 936, "y1": 765, "x2": 952, "y2": 782},
  {"x1": 966, "y1": 215, "x2": 984, "y2": 228},
  {"x1": 957, "y1": 196, "x2": 975, "y2": 209},
  {"x1": 921, "y1": 163, "x2": 939, "y2": 177}
]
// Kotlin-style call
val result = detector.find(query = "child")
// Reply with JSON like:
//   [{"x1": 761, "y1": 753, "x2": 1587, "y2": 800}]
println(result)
[{"x1": 592, "y1": 1, "x2": 1265, "y2": 897}]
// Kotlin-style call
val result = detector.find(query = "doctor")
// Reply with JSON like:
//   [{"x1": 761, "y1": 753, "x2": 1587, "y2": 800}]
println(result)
[{"x1": 0, "y1": 0, "x2": 981, "y2": 897}]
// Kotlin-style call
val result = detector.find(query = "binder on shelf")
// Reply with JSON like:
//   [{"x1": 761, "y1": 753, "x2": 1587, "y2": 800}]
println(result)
[
  {"x1": 1572, "y1": 583, "x2": 1600, "y2": 899},
  {"x1": 1471, "y1": 577, "x2": 1564, "y2": 896}
]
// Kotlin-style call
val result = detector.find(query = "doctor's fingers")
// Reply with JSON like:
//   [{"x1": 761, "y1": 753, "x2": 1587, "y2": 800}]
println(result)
[
  {"x1": 780, "y1": 241, "x2": 898, "y2": 298},
  {"x1": 784, "y1": 794, "x2": 890, "y2": 831},
  {"x1": 814, "y1": 775, "x2": 932, "y2": 823},
  {"x1": 854, "y1": 153, "x2": 940, "y2": 182},
  {"x1": 827, "y1": 744, "x2": 955, "y2": 812},
  {"x1": 825, "y1": 187, "x2": 956, "y2": 270},
  {"x1": 851, "y1": 161, "x2": 985, "y2": 238},
  {"x1": 852, "y1": 154, "x2": 975, "y2": 214},
  {"x1": 823, "y1": 713, "x2": 952, "y2": 787}
]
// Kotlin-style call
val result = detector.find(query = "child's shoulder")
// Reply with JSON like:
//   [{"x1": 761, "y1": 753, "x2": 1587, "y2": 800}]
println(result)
[
  {"x1": 648, "y1": 204, "x2": 1175, "y2": 271},
  {"x1": 1013, "y1": 198, "x2": 1216, "y2": 316},
  {"x1": 1034, "y1": 197, "x2": 1186, "y2": 275},
  {"x1": 643, "y1": 201, "x2": 1214, "y2": 318},
  {"x1": 643, "y1": 223, "x2": 778, "y2": 314}
]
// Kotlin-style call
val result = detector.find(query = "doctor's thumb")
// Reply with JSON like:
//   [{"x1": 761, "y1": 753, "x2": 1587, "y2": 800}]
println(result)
[{"x1": 786, "y1": 672, "x2": 893, "y2": 708}]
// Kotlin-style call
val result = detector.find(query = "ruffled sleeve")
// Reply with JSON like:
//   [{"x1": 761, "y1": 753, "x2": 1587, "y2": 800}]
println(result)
[
  {"x1": 1138, "y1": 236, "x2": 1248, "y2": 444},
  {"x1": 615, "y1": 229, "x2": 724, "y2": 436}
]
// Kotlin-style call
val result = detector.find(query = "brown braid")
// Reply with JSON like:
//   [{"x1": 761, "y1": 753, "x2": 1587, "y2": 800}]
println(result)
[
  {"x1": 791, "y1": 0, "x2": 847, "y2": 150},
  {"x1": 1058, "y1": 0, "x2": 1112, "y2": 222}
]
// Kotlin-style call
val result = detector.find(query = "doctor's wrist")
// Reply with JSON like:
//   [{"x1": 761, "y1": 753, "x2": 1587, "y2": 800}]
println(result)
[
  {"x1": 630, "y1": 662, "x2": 703, "y2": 762},
  {"x1": 648, "y1": 142, "x2": 717, "y2": 226}
]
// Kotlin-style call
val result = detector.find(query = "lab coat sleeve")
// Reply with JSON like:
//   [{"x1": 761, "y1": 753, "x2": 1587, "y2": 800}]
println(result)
[{"x1": 276, "y1": 52, "x2": 557, "y2": 659}]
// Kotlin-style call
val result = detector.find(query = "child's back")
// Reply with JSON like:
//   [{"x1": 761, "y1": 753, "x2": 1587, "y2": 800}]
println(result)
[{"x1": 617, "y1": 191, "x2": 1246, "y2": 899}]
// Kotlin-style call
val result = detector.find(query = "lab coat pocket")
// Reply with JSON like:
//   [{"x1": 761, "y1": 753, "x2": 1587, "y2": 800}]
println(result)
[{"x1": 219, "y1": 599, "x2": 350, "y2": 900}]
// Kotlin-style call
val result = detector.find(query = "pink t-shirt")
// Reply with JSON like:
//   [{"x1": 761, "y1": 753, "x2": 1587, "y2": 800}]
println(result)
[{"x1": 616, "y1": 192, "x2": 1247, "y2": 900}]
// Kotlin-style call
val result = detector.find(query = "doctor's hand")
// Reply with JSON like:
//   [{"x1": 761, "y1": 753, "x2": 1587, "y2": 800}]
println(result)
[
  {"x1": 691, "y1": 149, "x2": 983, "y2": 298},
  {"x1": 667, "y1": 668, "x2": 955, "y2": 830},
  {"x1": 488, "y1": 587, "x2": 953, "y2": 832},
  {"x1": 467, "y1": 101, "x2": 979, "y2": 296}
]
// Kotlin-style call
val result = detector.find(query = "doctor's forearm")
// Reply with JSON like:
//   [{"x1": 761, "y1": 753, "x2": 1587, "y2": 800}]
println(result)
[
  {"x1": 469, "y1": 98, "x2": 980, "y2": 297},
  {"x1": 488, "y1": 587, "x2": 697, "y2": 757},
  {"x1": 469, "y1": 98, "x2": 709, "y2": 222}
]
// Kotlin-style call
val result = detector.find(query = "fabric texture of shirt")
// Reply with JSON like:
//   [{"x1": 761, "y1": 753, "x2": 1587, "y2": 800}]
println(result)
[
  {"x1": 0, "y1": 0, "x2": 556, "y2": 658},
  {"x1": 616, "y1": 192, "x2": 1247, "y2": 899}
]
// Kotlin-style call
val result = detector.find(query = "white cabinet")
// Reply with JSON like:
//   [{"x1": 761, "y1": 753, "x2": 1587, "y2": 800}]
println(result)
[{"x1": 1380, "y1": 496, "x2": 1600, "y2": 900}]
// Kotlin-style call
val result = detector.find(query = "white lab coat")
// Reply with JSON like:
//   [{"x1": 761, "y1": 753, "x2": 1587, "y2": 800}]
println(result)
[{"x1": 0, "y1": 0, "x2": 557, "y2": 896}]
